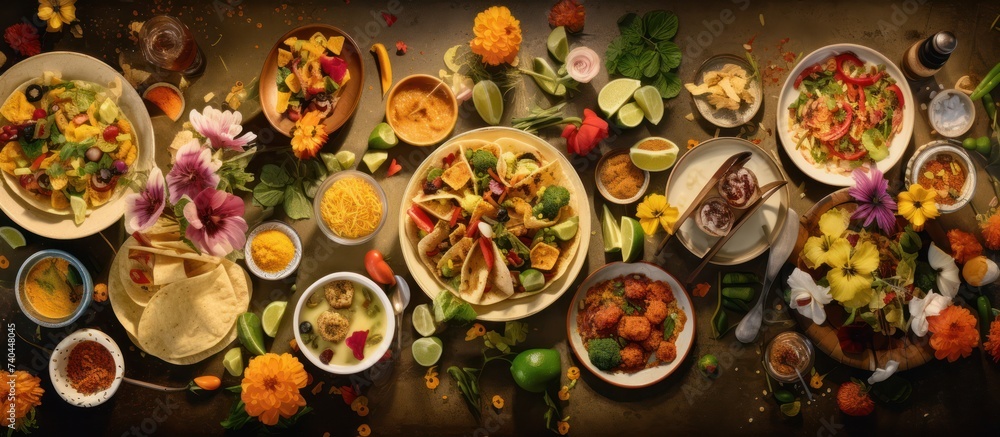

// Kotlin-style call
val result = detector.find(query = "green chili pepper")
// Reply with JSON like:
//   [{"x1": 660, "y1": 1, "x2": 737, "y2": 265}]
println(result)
[
  {"x1": 774, "y1": 389, "x2": 795, "y2": 404},
  {"x1": 723, "y1": 272, "x2": 759, "y2": 285},
  {"x1": 711, "y1": 272, "x2": 731, "y2": 339},
  {"x1": 662, "y1": 315, "x2": 676, "y2": 340},
  {"x1": 983, "y1": 93, "x2": 996, "y2": 122},
  {"x1": 722, "y1": 286, "x2": 755, "y2": 302},
  {"x1": 723, "y1": 297, "x2": 751, "y2": 313},
  {"x1": 978, "y1": 295, "x2": 993, "y2": 339}
]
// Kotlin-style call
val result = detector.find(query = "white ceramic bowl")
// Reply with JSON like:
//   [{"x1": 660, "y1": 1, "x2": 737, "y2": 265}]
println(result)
[
  {"x1": 312, "y1": 170, "x2": 388, "y2": 245},
  {"x1": 49, "y1": 329, "x2": 124, "y2": 407},
  {"x1": 595, "y1": 148, "x2": 650, "y2": 205},
  {"x1": 905, "y1": 140, "x2": 976, "y2": 214},
  {"x1": 244, "y1": 221, "x2": 302, "y2": 280},
  {"x1": 691, "y1": 54, "x2": 763, "y2": 128},
  {"x1": 928, "y1": 89, "x2": 974, "y2": 138},
  {"x1": 293, "y1": 272, "x2": 395, "y2": 374}
]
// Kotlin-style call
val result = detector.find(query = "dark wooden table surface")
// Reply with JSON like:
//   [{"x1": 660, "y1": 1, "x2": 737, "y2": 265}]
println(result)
[{"x1": 1, "y1": 0, "x2": 999, "y2": 435}]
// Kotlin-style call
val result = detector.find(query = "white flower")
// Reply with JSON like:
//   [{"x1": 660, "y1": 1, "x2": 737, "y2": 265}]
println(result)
[
  {"x1": 565, "y1": 46, "x2": 600, "y2": 83},
  {"x1": 867, "y1": 360, "x2": 899, "y2": 385},
  {"x1": 928, "y1": 243, "x2": 960, "y2": 298},
  {"x1": 908, "y1": 291, "x2": 951, "y2": 337},
  {"x1": 787, "y1": 268, "x2": 833, "y2": 325}
]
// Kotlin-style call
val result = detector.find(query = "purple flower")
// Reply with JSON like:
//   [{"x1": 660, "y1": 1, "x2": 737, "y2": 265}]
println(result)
[
  {"x1": 849, "y1": 167, "x2": 897, "y2": 234},
  {"x1": 189, "y1": 106, "x2": 257, "y2": 151},
  {"x1": 182, "y1": 188, "x2": 248, "y2": 257},
  {"x1": 166, "y1": 140, "x2": 221, "y2": 204},
  {"x1": 124, "y1": 167, "x2": 166, "y2": 234}
]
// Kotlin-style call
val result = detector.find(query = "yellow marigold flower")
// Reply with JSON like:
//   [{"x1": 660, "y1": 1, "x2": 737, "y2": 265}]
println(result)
[
  {"x1": 897, "y1": 184, "x2": 938, "y2": 231},
  {"x1": 38, "y1": 0, "x2": 77, "y2": 32},
  {"x1": 470, "y1": 6, "x2": 522, "y2": 66},
  {"x1": 290, "y1": 111, "x2": 328, "y2": 160},
  {"x1": 0, "y1": 370, "x2": 43, "y2": 428},
  {"x1": 635, "y1": 193, "x2": 679, "y2": 235},
  {"x1": 241, "y1": 353, "x2": 308, "y2": 426},
  {"x1": 826, "y1": 239, "x2": 878, "y2": 308}
]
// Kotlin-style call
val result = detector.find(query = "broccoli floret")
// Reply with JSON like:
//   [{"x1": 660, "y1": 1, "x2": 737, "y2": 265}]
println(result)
[
  {"x1": 470, "y1": 150, "x2": 498, "y2": 173},
  {"x1": 531, "y1": 185, "x2": 570, "y2": 220},
  {"x1": 587, "y1": 338, "x2": 622, "y2": 370}
]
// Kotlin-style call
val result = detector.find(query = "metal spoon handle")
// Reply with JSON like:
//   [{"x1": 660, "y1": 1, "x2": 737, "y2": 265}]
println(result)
[{"x1": 735, "y1": 275, "x2": 774, "y2": 343}]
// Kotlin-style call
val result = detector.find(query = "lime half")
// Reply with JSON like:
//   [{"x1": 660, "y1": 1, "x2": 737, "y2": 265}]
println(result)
[
  {"x1": 547, "y1": 26, "x2": 569, "y2": 62},
  {"x1": 411, "y1": 336, "x2": 443, "y2": 367},
  {"x1": 630, "y1": 138, "x2": 679, "y2": 172},
  {"x1": 602, "y1": 204, "x2": 622, "y2": 253},
  {"x1": 335, "y1": 150, "x2": 356, "y2": 169},
  {"x1": 598, "y1": 78, "x2": 641, "y2": 118},
  {"x1": 237, "y1": 312, "x2": 267, "y2": 356},
  {"x1": 368, "y1": 122, "x2": 398, "y2": 149},
  {"x1": 620, "y1": 216, "x2": 644, "y2": 263},
  {"x1": 615, "y1": 102, "x2": 644, "y2": 129},
  {"x1": 411, "y1": 303, "x2": 439, "y2": 337},
  {"x1": 633, "y1": 85, "x2": 664, "y2": 125},
  {"x1": 261, "y1": 301, "x2": 287, "y2": 338},
  {"x1": 0, "y1": 227, "x2": 26, "y2": 249},
  {"x1": 473, "y1": 80, "x2": 503, "y2": 125},
  {"x1": 223, "y1": 347, "x2": 244, "y2": 377}
]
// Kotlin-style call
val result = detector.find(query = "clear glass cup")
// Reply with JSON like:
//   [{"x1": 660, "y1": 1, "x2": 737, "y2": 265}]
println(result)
[
  {"x1": 764, "y1": 331, "x2": 815, "y2": 383},
  {"x1": 139, "y1": 15, "x2": 204, "y2": 75}
]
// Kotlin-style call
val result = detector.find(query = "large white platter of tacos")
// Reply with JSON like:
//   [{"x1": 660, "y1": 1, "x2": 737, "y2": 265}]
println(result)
[{"x1": 399, "y1": 127, "x2": 589, "y2": 321}]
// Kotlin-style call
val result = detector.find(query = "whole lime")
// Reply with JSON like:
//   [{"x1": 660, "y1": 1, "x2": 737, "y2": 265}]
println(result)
[{"x1": 509, "y1": 348, "x2": 561, "y2": 393}]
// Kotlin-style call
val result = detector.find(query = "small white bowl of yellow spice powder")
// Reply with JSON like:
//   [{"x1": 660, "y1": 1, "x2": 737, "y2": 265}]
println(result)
[
  {"x1": 245, "y1": 221, "x2": 303, "y2": 280},
  {"x1": 313, "y1": 170, "x2": 388, "y2": 245}
]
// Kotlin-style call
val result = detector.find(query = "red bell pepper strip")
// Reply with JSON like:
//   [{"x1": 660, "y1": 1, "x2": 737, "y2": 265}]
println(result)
[
  {"x1": 443, "y1": 152, "x2": 455, "y2": 167},
  {"x1": 856, "y1": 83, "x2": 866, "y2": 116},
  {"x1": 479, "y1": 236, "x2": 494, "y2": 272},
  {"x1": 827, "y1": 142, "x2": 867, "y2": 161},
  {"x1": 449, "y1": 206, "x2": 462, "y2": 228},
  {"x1": 816, "y1": 102, "x2": 853, "y2": 143},
  {"x1": 467, "y1": 218, "x2": 480, "y2": 239},
  {"x1": 836, "y1": 53, "x2": 883, "y2": 86},
  {"x1": 407, "y1": 205, "x2": 436, "y2": 233},
  {"x1": 794, "y1": 63, "x2": 824, "y2": 89},
  {"x1": 887, "y1": 84, "x2": 905, "y2": 108},
  {"x1": 506, "y1": 249, "x2": 523, "y2": 267},
  {"x1": 29, "y1": 153, "x2": 47, "y2": 171}
]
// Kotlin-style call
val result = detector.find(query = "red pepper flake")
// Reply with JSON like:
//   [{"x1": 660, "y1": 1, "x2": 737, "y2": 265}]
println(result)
[
  {"x1": 387, "y1": 158, "x2": 402, "y2": 176},
  {"x1": 783, "y1": 51, "x2": 796, "y2": 62},
  {"x1": 381, "y1": 12, "x2": 397, "y2": 27},
  {"x1": 751, "y1": 138, "x2": 762, "y2": 145},
  {"x1": 346, "y1": 330, "x2": 369, "y2": 360},
  {"x1": 395, "y1": 40, "x2": 407, "y2": 55},
  {"x1": 692, "y1": 282, "x2": 710, "y2": 298}
]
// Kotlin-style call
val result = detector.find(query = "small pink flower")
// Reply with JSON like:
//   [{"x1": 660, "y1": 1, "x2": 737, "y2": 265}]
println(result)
[
  {"x1": 189, "y1": 106, "x2": 256, "y2": 151},
  {"x1": 4, "y1": 23, "x2": 41, "y2": 57},
  {"x1": 123, "y1": 167, "x2": 166, "y2": 234},
  {"x1": 565, "y1": 46, "x2": 600, "y2": 83},
  {"x1": 182, "y1": 188, "x2": 247, "y2": 257},
  {"x1": 166, "y1": 140, "x2": 221, "y2": 204}
]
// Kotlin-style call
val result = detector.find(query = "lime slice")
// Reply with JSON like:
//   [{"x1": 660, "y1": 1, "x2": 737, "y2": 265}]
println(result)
[
  {"x1": 261, "y1": 301, "x2": 287, "y2": 338},
  {"x1": 620, "y1": 216, "x2": 644, "y2": 263},
  {"x1": 550, "y1": 216, "x2": 579, "y2": 241},
  {"x1": 546, "y1": 26, "x2": 569, "y2": 63},
  {"x1": 368, "y1": 122, "x2": 398, "y2": 150},
  {"x1": 633, "y1": 85, "x2": 664, "y2": 125},
  {"x1": 473, "y1": 80, "x2": 503, "y2": 125},
  {"x1": 780, "y1": 400, "x2": 802, "y2": 417},
  {"x1": 598, "y1": 78, "x2": 642, "y2": 118},
  {"x1": 70, "y1": 196, "x2": 87, "y2": 225},
  {"x1": 237, "y1": 312, "x2": 267, "y2": 356},
  {"x1": 223, "y1": 347, "x2": 244, "y2": 377},
  {"x1": 444, "y1": 45, "x2": 463, "y2": 73},
  {"x1": 411, "y1": 303, "x2": 439, "y2": 337},
  {"x1": 0, "y1": 226, "x2": 26, "y2": 249},
  {"x1": 362, "y1": 151, "x2": 388, "y2": 173},
  {"x1": 602, "y1": 204, "x2": 622, "y2": 253},
  {"x1": 630, "y1": 138, "x2": 680, "y2": 172},
  {"x1": 411, "y1": 336, "x2": 443, "y2": 367},
  {"x1": 615, "y1": 102, "x2": 644, "y2": 129},
  {"x1": 335, "y1": 150, "x2": 356, "y2": 169}
]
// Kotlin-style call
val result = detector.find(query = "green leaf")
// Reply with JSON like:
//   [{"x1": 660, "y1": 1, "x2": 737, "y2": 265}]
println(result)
[
  {"x1": 662, "y1": 314, "x2": 676, "y2": 340},
  {"x1": 283, "y1": 182, "x2": 312, "y2": 220},
  {"x1": 711, "y1": 308, "x2": 729, "y2": 339},
  {"x1": 653, "y1": 72, "x2": 682, "y2": 99},
  {"x1": 656, "y1": 41, "x2": 682, "y2": 71},
  {"x1": 618, "y1": 54, "x2": 643, "y2": 79},
  {"x1": 622, "y1": 18, "x2": 644, "y2": 44},
  {"x1": 640, "y1": 51, "x2": 659, "y2": 78},
  {"x1": 252, "y1": 183, "x2": 284, "y2": 207},
  {"x1": 616, "y1": 13, "x2": 639, "y2": 33},
  {"x1": 605, "y1": 37, "x2": 628, "y2": 74},
  {"x1": 643, "y1": 10, "x2": 679, "y2": 41},
  {"x1": 260, "y1": 164, "x2": 292, "y2": 187},
  {"x1": 503, "y1": 321, "x2": 528, "y2": 345}
]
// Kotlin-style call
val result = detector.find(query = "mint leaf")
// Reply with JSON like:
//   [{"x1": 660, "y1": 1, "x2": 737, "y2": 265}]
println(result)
[
  {"x1": 605, "y1": 37, "x2": 627, "y2": 74},
  {"x1": 621, "y1": 17, "x2": 644, "y2": 44},
  {"x1": 640, "y1": 51, "x2": 659, "y2": 78},
  {"x1": 252, "y1": 183, "x2": 284, "y2": 207},
  {"x1": 260, "y1": 164, "x2": 291, "y2": 187},
  {"x1": 616, "y1": 13, "x2": 638, "y2": 33},
  {"x1": 656, "y1": 41, "x2": 682, "y2": 71},
  {"x1": 653, "y1": 71, "x2": 682, "y2": 99},
  {"x1": 644, "y1": 10, "x2": 679, "y2": 41},
  {"x1": 283, "y1": 181, "x2": 312, "y2": 220},
  {"x1": 618, "y1": 54, "x2": 643, "y2": 79}
]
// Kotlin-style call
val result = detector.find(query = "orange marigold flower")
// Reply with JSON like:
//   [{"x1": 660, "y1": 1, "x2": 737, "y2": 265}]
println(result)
[
  {"x1": 240, "y1": 353, "x2": 308, "y2": 426},
  {"x1": 0, "y1": 370, "x2": 43, "y2": 428},
  {"x1": 946, "y1": 229, "x2": 983, "y2": 263},
  {"x1": 470, "y1": 6, "x2": 522, "y2": 66},
  {"x1": 927, "y1": 305, "x2": 979, "y2": 362},
  {"x1": 548, "y1": 0, "x2": 585, "y2": 33},
  {"x1": 980, "y1": 213, "x2": 1000, "y2": 250},
  {"x1": 290, "y1": 111, "x2": 328, "y2": 159},
  {"x1": 985, "y1": 316, "x2": 1000, "y2": 364},
  {"x1": 566, "y1": 366, "x2": 580, "y2": 380},
  {"x1": 425, "y1": 366, "x2": 440, "y2": 389}
]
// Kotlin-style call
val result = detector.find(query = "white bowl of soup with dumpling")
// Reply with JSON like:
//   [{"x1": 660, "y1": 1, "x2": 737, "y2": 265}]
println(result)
[{"x1": 293, "y1": 272, "x2": 395, "y2": 374}]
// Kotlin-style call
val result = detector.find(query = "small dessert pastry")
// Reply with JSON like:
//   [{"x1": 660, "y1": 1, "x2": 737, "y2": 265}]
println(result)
[
  {"x1": 696, "y1": 197, "x2": 733, "y2": 237},
  {"x1": 718, "y1": 166, "x2": 759, "y2": 209}
]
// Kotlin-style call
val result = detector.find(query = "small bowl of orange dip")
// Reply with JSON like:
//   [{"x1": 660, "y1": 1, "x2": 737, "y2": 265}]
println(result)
[
  {"x1": 905, "y1": 140, "x2": 976, "y2": 214},
  {"x1": 16, "y1": 250, "x2": 93, "y2": 328},
  {"x1": 385, "y1": 74, "x2": 458, "y2": 146}
]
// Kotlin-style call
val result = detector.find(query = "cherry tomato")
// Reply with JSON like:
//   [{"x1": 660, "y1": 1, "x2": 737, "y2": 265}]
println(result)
[{"x1": 364, "y1": 250, "x2": 396, "y2": 286}]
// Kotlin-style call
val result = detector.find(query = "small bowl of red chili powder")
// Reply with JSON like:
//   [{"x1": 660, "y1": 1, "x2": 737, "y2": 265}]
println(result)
[
  {"x1": 49, "y1": 328, "x2": 124, "y2": 407},
  {"x1": 905, "y1": 140, "x2": 976, "y2": 214}
]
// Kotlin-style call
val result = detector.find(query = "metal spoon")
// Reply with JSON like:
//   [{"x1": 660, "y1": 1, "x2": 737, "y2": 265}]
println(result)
[
  {"x1": 735, "y1": 208, "x2": 800, "y2": 344},
  {"x1": 389, "y1": 275, "x2": 411, "y2": 351}
]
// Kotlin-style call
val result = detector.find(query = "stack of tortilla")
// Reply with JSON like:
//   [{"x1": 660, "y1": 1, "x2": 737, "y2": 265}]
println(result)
[{"x1": 108, "y1": 222, "x2": 251, "y2": 365}]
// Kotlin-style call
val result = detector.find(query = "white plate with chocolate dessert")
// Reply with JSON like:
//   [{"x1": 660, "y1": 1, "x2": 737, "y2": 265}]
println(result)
[{"x1": 665, "y1": 137, "x2": 789, "y2": 265}]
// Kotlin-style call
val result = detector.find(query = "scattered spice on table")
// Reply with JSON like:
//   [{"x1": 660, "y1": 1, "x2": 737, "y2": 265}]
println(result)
[
  {"x1": 916, "y1": 154, "x2": 966, "y2": 205},
  {"x1": 251, "y1": 229, "x2": 295, "y2": 273},
  {"x1": 599, "y1": 153, "x2": 644, "y2": 199},
  {"x1": 67, "y1": 340, "x2": 116, "y2": 394}
]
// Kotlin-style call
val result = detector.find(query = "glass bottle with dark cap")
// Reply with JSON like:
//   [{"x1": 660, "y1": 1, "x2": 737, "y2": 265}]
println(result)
[{"x1": 902, "y1": 31, "x2": 957, "y2": 81}]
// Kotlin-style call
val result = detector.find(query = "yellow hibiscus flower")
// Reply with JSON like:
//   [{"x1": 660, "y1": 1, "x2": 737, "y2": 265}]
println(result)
[
  {"x1": 801, "y1": 208, "x2": 850, "y2": 268},
  {"x1": 897, "y1": 184, "x2": 938, "y2": 231},
  {"x1": 826, "y1": 239, "x2": 878, "y2": 308},
  {"x1": 635, "y1": 193, "x2": 679, "y2": 235},
  {"x1": 38, "y1": 0, "x2": 77, "y2": 32}
]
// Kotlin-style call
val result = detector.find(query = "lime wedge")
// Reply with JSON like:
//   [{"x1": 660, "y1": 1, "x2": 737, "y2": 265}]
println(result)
[
  {"x1": 530, "y1": 58, "x2": 566, "y2": 96},
  {"x1": 411, "y1": 303, "x2": 439, "y2": 337},
  {"x1": 0, "y1": 226, "x2": 26, "y2": 249},
  {"x1": 633, "y1": 85, "x2": 665, "y2": 125},
  {"x1": 615, "y1": 102, "x2": 644, "y2": 129},
  {"x1": 411, "y1": 336, "x2": 443, "y2": 367},
  {"x1": 547, "y1": 26, "x2": 569, "y2": 62},
  {"x1": 630, "y1": 138, "x2": 680, "y2": 172},
  {"x1": 473, "y1": 80, "x2": 503, "y2": 125},
  {"x1": 602, "y1": 204, "x2": 622, "y2": 253},
  {"x1": 368, "y1": 122, "x2": 398, "y2": 150},
  {"x1": 261, "y1": 301, "x2": 287, "y2": 338},
  {"x1": 335, "y1": 150, "x2": 356, "y2": 169},
  {"x1": 550, "y1": 216, "x2": 579, "y2": 241},
  {"x1": 780, "y1": 400, "x2": 802, "y2": 417},
  {"x1": 223, "y1": 347, "x2": 244, "y2": 377},
  {"x1": 620, "y1": 216, "x2": 644, "y2": 263},
  {"x1": 362, "y1": 151, "x2": 389, "y2": 173},
  {"x1": 237, "y1": 312, "x2": 267, "y2": 356},
  {"x1": 598, "y1": 78, "x2": 642, "y2": 118},
  {"x1": 70, "y1": 196, "x2": 87, "y2": 225}
]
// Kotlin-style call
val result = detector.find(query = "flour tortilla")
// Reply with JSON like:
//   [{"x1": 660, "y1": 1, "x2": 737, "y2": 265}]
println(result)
[
  {"x1": 417, "y1": 221, "x2": 450, "y2": 271},
  {"x1": 459, "y1": 240, "x2": 514, "y2": 305},
  {"x1": 413, "y1": 191, "x2": 462, "y2": 221},
  {"x1": 123, "y1": 245, "x2": 220, "y2": 306},
  {"x1": 507, "y1": 160, "x2": 560, "y2": 202}
]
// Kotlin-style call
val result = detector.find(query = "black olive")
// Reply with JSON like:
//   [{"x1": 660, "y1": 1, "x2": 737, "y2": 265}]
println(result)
[
  {"x1": 299, "y1": 322, "x2": 312, "y2": 334},
  {"x1": 19, "y1": 124, "x2": 34, "y2": 139},
  {"x1": 422, "y1": 180, "x2": 440, "y2": 194},
  {"x1": 36, "y1": 173, "x2": 52, "y2": 190},
  {"x1": 497, "y1": 208, "x2": 509, "y2": 222},
  {"x1": 25, "y1": 84, "x2": 44, "y2": 103}
]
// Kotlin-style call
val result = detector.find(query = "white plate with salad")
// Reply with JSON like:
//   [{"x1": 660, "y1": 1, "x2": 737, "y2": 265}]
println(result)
[
  {"x1": 777, "y1": 44, "x2": 914, "y2": 186},
  {"x1": 0, "y1": 52, "x2": 154, "y2": 239}
]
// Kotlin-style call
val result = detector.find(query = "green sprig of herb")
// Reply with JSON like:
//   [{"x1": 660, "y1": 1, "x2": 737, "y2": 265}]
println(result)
[{"x1": 605, "y1": 11, "x2": 683, "y2": 99}]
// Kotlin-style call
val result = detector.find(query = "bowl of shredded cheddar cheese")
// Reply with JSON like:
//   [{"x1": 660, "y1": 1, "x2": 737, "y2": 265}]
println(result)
[{"x1": 313, "y1": 170, "x2": 387, "y2": 245}]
